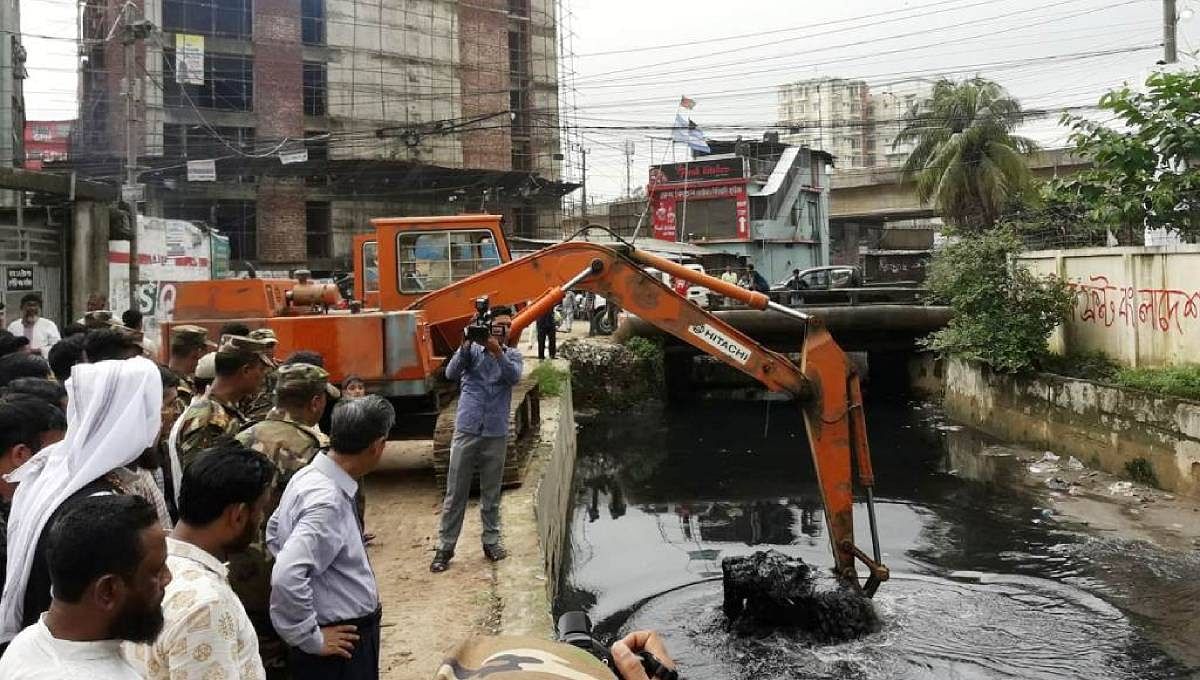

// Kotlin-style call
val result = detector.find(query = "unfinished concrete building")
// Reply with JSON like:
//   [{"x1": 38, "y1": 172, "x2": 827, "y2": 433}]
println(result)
[{"x1": 74, "y1": 0, "x2": 569, "y2": 273}]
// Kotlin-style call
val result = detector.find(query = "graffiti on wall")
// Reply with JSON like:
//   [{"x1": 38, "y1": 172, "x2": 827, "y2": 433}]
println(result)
[{"x1": 1070, "y1": 275, "x2": 1200, "y2": 334}]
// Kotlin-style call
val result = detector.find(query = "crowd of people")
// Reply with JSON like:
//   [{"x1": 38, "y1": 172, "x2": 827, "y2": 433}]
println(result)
[{"x1": 0, "y1": 297, "x2": 674, "y2": 680}]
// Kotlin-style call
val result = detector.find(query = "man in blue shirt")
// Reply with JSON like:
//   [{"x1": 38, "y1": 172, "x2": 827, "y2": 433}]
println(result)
[{"x1": 431, "y1": 309, "x2": 523, "y2": 573}]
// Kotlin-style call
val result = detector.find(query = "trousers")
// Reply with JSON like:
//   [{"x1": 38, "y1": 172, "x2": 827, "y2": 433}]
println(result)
[
  {"x1": 537, "y1": 327, "x2": 557, "y2": 359},
  {"x1": 289, "y1": 608, "x2": 381, "y2": 680},
  {"x1": 437, "y1": 431, "x2": 507, "y2": 551}
]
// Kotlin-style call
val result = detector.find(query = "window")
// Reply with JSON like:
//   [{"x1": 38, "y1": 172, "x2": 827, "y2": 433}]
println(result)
[
  {"x1": 362, "y1": 241, "x2": 379, "y2": 293},
  {"x1": 163, "y1": 199, "x2": 256, "y2": 261},
  {"x1": 303, "y1": 62, "x2": 327, "y2": 116},
  {"x1": 508, "y1": 0, "x2": 530, "y2": 17},
  {"x1": 302, "y1": 0, "x2": 325, "y2": 45},
  {"x1": 162, "y1": 0, "x2": 251, "y2": 39},
  {"x1": 801, "y1": 269, "x2": 829, "y2": 289},
  {"x1": 163, "y1": 51, "x2": 252, "y2": 111},
  {"x1": 676, "y1": 198, "x2": 738, "y2": 240},
  {"x1": 305, "y1": 202, "x2": 331, "y2": 258},
  {"x1": 163, "y1": 124, "x2": 254, "y2": 159},
  {"x1": 396, "y1": 230, "x2": 502, "y2": 293}
]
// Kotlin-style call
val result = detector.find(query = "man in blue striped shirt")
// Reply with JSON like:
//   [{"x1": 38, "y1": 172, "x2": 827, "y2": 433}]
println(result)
[
  {"x1": 431, "y1": 310, "x2": 523, "y2": 573},
  {"x1": 267, "y1": 396, "x2": 395, "y2": 680}
]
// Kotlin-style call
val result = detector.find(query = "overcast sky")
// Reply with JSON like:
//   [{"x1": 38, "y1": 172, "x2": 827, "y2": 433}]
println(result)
[{"x1": 20, "y1": 0, "x2": 1200, "y2": 199}]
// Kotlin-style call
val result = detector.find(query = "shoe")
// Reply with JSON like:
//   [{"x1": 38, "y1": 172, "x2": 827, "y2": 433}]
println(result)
[
  {"x1": 483, "y1": 543, "x2": 508, "y2": 562},
  {"x1": 430, "y1": 549, "x2": 453, "y2": 573}
]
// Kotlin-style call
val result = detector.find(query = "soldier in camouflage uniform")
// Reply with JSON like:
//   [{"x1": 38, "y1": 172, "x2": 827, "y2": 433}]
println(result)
[
  {"x1": 232, "y1": 362, "x2": 339, "y2": 679},
  {"x1": 433, "y1": 630, "x2": 677, "y2": 680},
  {"x1": 239, "y1": 327, "x2": 280, "y2": 421},
  {"x1": 172, "y1": 335, "x2": 273, "y2": 471},
  {"x1": 167, "y1": 324, "x2": 215, "y2": 406}
]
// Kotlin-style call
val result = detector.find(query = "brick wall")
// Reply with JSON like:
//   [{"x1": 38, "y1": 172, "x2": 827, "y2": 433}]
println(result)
[
  {"x1": 257, "y1": 178, "x2": 306, "y2": 263},
  {"x1": 458, "y1": 0, "x2": 512, "y2": 171}
]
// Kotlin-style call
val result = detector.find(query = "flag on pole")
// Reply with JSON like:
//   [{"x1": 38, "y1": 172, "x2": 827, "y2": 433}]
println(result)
[
  {"x1": 673, "y1": 115, "x2": 710, "y2": 154},
  {"x1": 679, "y1": 95, "x2": 696, "y2": 110}
]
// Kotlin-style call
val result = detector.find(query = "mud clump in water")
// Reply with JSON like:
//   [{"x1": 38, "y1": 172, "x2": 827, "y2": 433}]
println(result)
[{"x1": 721, "y1": 550, "x2": 880, "y2": 642}]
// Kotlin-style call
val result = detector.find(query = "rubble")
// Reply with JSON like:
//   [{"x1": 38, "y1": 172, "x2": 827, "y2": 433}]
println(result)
[
  {"x1": 721, "y1": 550, "x2": 880, "y2": 643},
  {"x1": 559, "y1": 339, "x2": 662, "y2": 408}
]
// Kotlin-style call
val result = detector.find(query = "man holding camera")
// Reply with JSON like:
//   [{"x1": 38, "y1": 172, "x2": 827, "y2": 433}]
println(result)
[{"x1": 431, "y1": 305, "x2": 523, "y2": 573}]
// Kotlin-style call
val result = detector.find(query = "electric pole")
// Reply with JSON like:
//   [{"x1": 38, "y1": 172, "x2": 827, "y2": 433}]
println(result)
[
  {"x1": 121, "y1": 6, "x2": 153, "y2": 307},
  {"x1": 1164, "y1": 0, "x2": 1178, "y2": 64},
  {"x1": 623, "y1": 140, "x2": 635, "y2": 197},
  {"x1": 579, "y1": 145, "x2": 588, "y2": 218}
]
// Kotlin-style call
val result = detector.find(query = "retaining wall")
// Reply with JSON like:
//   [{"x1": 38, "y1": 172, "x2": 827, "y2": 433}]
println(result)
[
  {"x1": 495, "y1": 364, "x2": 577, "y2": 638},
  {"x1": 938, "y1": 355, "x2": 1200, "y2": 498}
]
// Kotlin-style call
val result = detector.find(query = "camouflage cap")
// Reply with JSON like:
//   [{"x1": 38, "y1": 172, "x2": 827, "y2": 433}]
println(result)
[
  {"x1": 434, "y1": 636, "x2": 617, "y2": 680},
  {"x1": 83, "y1": 310, "x2": 116, "y2": 329},
  {"x1": 218, "y1": 334, "x2": 276, "y2": 367},
  {"x1": 275, "y1": 362, "x2": 340, "y2": 398},
  {"x1": 171, "y1": 324, "x2": 217, "y2": 350},
  {"x1": 195, "y1": 351, "x2": 217, "y2": 379},
  {"x1": 248, "y1": 327, "x2": 278, "y2": 345}
]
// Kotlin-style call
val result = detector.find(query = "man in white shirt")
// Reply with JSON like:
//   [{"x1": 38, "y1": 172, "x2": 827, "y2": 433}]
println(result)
[
  {"x1": 6, "y1": 293, "x2": 60, "y2": 356},
  {"x1": 0, "y1": 494, "x2": 170, "y2": 679},
  {"x1": 124, "y1": 442, "x2": 274, "y2": 680}
]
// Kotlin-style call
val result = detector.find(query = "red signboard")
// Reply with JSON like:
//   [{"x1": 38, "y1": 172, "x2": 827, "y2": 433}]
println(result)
[
  {"x1": 650, "y1": 183, "x2": 750, "y2": 241},
  {"x1": 652, "y1": 194, "x2": 677, "y2": 241},
  {"x1": 650, "y1": 157, "x2": 747, "y2": 185}
]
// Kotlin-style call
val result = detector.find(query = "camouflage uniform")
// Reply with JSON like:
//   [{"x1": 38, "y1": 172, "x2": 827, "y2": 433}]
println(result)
[
  {"x1": 174, "y1": 335, "x2": 274, "y2": 471},
  {"x1": 231, "y1": 363, "x2": 339, "y2": 678},
  {"x1": 434, "y1": 636, "x2": 620, "y2": 680},
  {"x1": 169, "y1": 324, "x2": 216, "y2": 407},
  {"x1": 239, "y1": 328, "x2": 280, "y2": 422}
]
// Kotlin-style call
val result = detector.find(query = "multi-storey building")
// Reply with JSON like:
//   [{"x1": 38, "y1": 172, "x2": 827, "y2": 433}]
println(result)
[{"x1": 74, "y1": 0, "x2": 569, "y2": 272}]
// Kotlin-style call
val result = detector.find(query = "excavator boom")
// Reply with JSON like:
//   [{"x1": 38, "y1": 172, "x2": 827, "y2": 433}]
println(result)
[{"x1": 411, "y1": 241, "x2": 890, "y2": 595}]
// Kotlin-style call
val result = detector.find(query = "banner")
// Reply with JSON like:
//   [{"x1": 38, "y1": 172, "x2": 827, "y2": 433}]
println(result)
[
  {"x1": 187, "y1": 159, "x2": 216, "y2": 182},
  {"x1": 651, "y1": 157, "x2": 746, "y2": 184},
  {"x1": 175, "y1": 34, "x2": 205, "y2": 85},
  {"x1": 652, "y1": 194, "x2": 677, "y2": 241}
]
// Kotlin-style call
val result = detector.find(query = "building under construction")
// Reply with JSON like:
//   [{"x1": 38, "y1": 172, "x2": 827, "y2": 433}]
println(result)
[{"x1": 72, "y1": 0, "x2": 573, "y2": 272}]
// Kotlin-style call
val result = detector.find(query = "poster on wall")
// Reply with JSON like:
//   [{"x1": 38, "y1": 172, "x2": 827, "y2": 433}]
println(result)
[
  {"x1": 734, "y1": 188, "x2": 749, "y2": 239},
  {"x1": 652, "y1": 194, "x2": 677, "y2": 241},
  {"x1": 5, "y1": 267, "x2": 33, "y2": 291},
  {"x1": 175, "y1": 34, "x2": 205, "y2": 85}
]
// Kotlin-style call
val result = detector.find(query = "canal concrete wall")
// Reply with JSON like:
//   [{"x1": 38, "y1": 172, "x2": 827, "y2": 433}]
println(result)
[
  {"x1": 940, "y1": 356, "x2": 1200, "y2": 498},
  {"x1": 1018, "y1": 245, "x2": 1200, "y2": 367},
  {"x1": 495, "y1": 363, "x2": 577, "y2": 638}
]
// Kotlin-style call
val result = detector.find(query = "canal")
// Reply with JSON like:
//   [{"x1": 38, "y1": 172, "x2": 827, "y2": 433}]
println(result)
[{"x1": 555, "y1": 397, "x2": 1200, "y2": 679}]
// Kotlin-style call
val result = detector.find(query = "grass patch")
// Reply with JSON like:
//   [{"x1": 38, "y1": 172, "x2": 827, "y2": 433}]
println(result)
[
  {"x1": 1123, "y1": 457, "x2": 1159, "y2": 488},
  {"x1": 530, "y1": 362, "x2": 568, "y2": 397},
  {"x1": 1113, "y1": 364, "x2": 1200, "y2": 401},
  {"x1": 1037, "y1": 350, "x2": 1120, "y2": 381}
]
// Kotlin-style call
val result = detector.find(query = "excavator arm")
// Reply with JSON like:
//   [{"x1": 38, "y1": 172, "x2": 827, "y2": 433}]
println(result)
[{"x1": 410, "y1": 241, "x2": 889, "y2": 595}]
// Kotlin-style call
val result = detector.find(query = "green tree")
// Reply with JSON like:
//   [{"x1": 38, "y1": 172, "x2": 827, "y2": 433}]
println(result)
[
  {"x1": 896, "y1": 78, "x2": 1037, "y2": 232},
  {"x1": 924, "y1": 230, "x2": 1073, "y2": 373},
  {"x1": 1061, "y1": 68, "x2": 1200, "y2": 241}
]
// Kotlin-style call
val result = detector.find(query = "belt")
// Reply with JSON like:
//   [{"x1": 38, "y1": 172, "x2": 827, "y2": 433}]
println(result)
[{"x1": 320, "y1": 606, "x2": 382, "y2": 631}]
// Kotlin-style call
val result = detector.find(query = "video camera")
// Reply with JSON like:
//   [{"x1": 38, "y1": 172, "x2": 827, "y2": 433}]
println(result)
[
  {"x1": 463, "y1": 296, "x2": 513, "y2": 345},
  {"x1": 556, "y1": 612, "x2": 679, "y2": 680}
]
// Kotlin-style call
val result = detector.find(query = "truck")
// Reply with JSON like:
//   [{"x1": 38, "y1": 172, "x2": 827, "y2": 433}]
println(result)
[{"x1": 164, "y1": 214, "x2": 890, "y2": 595}]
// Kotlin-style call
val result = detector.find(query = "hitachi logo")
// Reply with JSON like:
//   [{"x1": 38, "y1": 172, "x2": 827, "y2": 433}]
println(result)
[{"x1": 688, "y1": 324, "x2": 751, "y2": 365}]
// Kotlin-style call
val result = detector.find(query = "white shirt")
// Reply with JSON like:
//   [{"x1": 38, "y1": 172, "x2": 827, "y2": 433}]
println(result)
[
  {"x1": 0, "y1": 616, "x2": 141, "y2": 680},
  {"x1": 7, "y1": 317, "x2": 60, "y2": 355},
  {"x1": 123, "y1": 537, "x2": 265, "y2": 680}
]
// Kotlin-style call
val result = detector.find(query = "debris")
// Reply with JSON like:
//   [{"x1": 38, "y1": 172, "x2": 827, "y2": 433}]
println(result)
[
  {"x1": 1066, "y1": 456, "x2": 1085, "y2": 470},
  {"x1": 1108, "y1": 481, "x2": 1134, "y2": 496},
  {"x1": 1068, "y1": 485, "x2": 1084, "y2": 496},
  {"x1": 1045, "y1": 477, "x2": 1071, "y2": 491},
  {"x1": 1039, "y1": 451, "x2": 1060, "y2": 463},
  {"x1": 1028, "y1": 461, "x2": 1058, "y2": 474},
  {"x1": 948, "y1": 570, "x2": 986, "y2": 582}
]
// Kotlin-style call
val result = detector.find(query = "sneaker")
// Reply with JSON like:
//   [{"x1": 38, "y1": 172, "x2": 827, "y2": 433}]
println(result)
[
  {"x1": 430, "y1": 549, "x2": 454, "y2": 573},
  {"x1": 483, "y1": 543, "x2": 508, "y2": 562}
]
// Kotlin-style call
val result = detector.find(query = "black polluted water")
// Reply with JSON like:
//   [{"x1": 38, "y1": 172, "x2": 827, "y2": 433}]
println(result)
[{"x1": 556, "y1": 399, "x2": 1200, "y2": 679}]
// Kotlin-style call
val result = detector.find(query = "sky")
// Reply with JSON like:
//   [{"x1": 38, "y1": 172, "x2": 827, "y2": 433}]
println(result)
[{"x1": 19, "y1": 0, "x2": 1200, "y2": 200}]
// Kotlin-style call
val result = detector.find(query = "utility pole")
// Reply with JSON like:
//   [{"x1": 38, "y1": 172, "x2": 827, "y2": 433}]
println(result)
[
  {"x1": 1164, "y1": 0, "x2": 1178, "y2": 64},
  {"x1": 121, "y1": 6, "x2": 153, "y2": 308},
  {"x1": 579, "y1": 145, "x2": 588, "y2": 218},
  {"x1": 623, "y1": 140, "x2": 635, "y2": 197}
]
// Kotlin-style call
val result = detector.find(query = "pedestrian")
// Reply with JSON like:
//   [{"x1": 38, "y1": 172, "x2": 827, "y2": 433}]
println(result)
[
  {"x1": 0, "y1": 396, "x2": 67, "y2": 592},
  {"x1": 234, "y1": 363, "x2": 338, "y2": 678},
  {"x1": 785, "y1": 268, "x2": 806, "y2": 305},
  {"x1": 123, "y1": 365, "x2": 181, "y2": 531},
  {"x1": 241, "y1": 328, "x2": 280, "y2": 421},
  {"x1": 431, "y1": 309, "x2": 523, "y2": 573},
  {"x1": 46, "y1": 335, "x2": 85, "y2": 383},
  {"x1": 0, "y1": 353, "x2": 52, "y2": 388},
  {"x1": 84, "y1": 327, "x2": 143, "y2": 362},
  {"x1": 6, "y1": 293, "x2": 60, "y2": 357},
  {"x1": 720, "y1": 268, "x2": 738, "y2": 286},
  {"x1": 536, "y1": 306, "x2": 557, "y2": 360},
  {"x1": 2, "y1": 377, "x2": 67, "y2": 411},
  {"x1": 168, "y1": 325, "x2": 215, "y2": 405},
  {"x1": 268, "y1": 395, "x2": 395, "y2": 680},
  {"x1": 0, "y1": 356, "x2": 163, "y2": 642},
  {"x1": 124, "y1": 443, "x2": 274, "y2": 680},
  {"x1": 558, "y1": 291, "x2": 575, "y2": 332},
  {"x1": 121, "y1": 309, "x2": 157, "y2": 359},
  {"x1": 746, "y1": 263, "x2": 770, "y2": 294},
  {"x1": 0, "y1": 329, "x2": 30, "y2": 357},
  {"x1": 172, "y1": 335, "x2": 273, "y2": 475},
  {"x1": 342, "y1": 375, "x2": 366, "y2": 398},
  {"x1": 0, "y1": 495, "x2": 169, "y2": 680}
]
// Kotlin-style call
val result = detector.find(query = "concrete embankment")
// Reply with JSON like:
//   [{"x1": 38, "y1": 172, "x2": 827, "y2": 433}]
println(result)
[{"x1": 912, "y1": 354, "x2": 1200, "y2": 498}]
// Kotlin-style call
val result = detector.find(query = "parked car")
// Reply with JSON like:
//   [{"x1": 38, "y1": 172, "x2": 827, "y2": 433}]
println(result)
[{"x1": 772, "y1": 265, "x2": 863, "y2": 292}]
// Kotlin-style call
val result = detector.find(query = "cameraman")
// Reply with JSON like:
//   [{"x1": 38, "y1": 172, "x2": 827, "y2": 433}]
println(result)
[
  {"x1": 435, "y1": 630, "x2": 677, "y2": 680},
  {"x1": 432, "y1": 308, "x2": 523, "y2": 573}
]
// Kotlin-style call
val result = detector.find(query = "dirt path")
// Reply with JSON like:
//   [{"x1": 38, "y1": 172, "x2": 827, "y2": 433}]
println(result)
[{"x1": 364, "y1": 440, "x2": 501, "y2": 680}]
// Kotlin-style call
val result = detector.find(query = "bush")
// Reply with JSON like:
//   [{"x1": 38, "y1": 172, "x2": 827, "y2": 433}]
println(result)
[
  {"x1": 623, "y1": 336, "x2": 665, "y2": 386},
  {"x1": 924, "y1": 230, "x2": 1073, "y2": 373},
  {"x1": 1123, "y1": 457, "x2": 1159, "y2": 488},
  {"x1": 530, "y1": 362, "x2": 568, "y2": 397},
  {"x1": 1037, "y1": 350, "x2": 1120, "y2": 381},
  {"x1": 1113, "y1": 364, "x2": 1200, "y2": 402}
]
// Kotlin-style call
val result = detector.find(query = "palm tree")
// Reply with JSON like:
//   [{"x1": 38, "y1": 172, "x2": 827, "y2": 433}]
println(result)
[{"x1": 895, "y1": 78, "x2": 1036, "y2": 232}]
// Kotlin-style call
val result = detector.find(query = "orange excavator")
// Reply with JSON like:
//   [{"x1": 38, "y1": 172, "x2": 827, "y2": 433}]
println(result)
[{"x1": 164, "y1": 217, "x2": 889, "y2": 596}]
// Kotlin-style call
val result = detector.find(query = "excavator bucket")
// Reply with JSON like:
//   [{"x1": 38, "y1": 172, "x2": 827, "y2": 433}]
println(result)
[{"x1": 799, "y1": 320, "x2": 889, "y2": 595}]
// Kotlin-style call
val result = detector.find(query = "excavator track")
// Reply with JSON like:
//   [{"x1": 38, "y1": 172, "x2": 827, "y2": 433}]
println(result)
[{"x1": 432, "y1": 374, "x2": 542, "y2": 491}]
